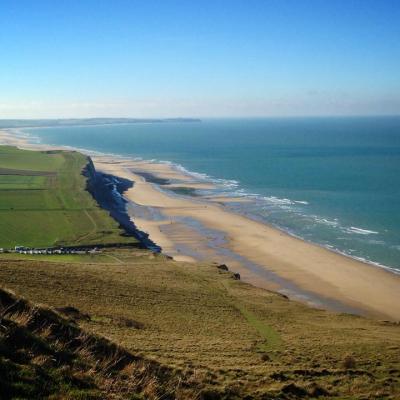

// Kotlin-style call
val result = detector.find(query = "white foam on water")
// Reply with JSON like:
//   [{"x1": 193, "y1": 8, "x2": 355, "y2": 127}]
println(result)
[
  {"x1": 170, "y1": 162, "x2": 240, "y2": 189},
  {"x1": 260, "y1": 196, "x2": 309, "y2": 207},
  {"x1": 311, "y1": 216, "x2": 339, "y2": 227},
  {"x1": 263, "y1": 196, "x2": 294, "y2": 205},
  {"x1": 345, "y1": 227, "x2": 379, "y2": 235}
]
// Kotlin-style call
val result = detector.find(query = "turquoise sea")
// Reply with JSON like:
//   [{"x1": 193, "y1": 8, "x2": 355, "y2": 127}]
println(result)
[{"x1": 24, "y1": 117, "x2": 400, "y2": 273}]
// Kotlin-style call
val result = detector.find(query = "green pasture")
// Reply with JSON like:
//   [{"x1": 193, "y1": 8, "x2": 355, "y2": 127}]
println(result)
[
  {"x1": 0, "y1": 175, "x2": 47, "y2": 189},
  {"x1": 0, "y1": 146, "x2": 136, "y2": 248}
]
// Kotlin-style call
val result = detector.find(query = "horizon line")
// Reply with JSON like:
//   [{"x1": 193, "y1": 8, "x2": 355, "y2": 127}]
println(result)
[{"x1": 1, "y1": 114, "x2": 400, "y2": 121}]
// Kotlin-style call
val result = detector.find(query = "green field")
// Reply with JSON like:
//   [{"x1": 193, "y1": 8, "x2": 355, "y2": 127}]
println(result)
[{"x1": 0, "y1": 146, "x2": 136, "y2": 248}]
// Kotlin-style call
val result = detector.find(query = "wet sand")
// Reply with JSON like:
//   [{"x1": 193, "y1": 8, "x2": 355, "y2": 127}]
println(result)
[
  {"x1": 2, "y1": 128, "x2": 400, "y2": 321},
  {"x1": 92, "y1": 156, "x2": 400, "y2": 320}
]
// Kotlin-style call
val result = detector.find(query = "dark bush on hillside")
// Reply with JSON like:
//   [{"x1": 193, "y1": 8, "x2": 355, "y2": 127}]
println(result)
[{"x1": 343, "y1": 355, "x2": 357, "y2": 369}]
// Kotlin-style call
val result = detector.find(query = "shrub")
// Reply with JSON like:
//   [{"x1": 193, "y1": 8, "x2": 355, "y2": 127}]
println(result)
[{"x1": 343, "y1": 355, "x2": 356, "y2": 369}]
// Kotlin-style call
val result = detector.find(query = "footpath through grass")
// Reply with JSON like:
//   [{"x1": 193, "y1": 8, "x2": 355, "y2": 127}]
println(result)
[
  {"x1": 0, "y1": 249, "x2": 399, "y2": 398},
  {"x1": 0, "y1": 146, "x2": 136, "y2": 248}
]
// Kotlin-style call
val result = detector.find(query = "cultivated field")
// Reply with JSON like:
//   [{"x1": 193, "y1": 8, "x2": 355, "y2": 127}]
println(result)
[{"x1": 0, "y1": 146, "x2": 136, "y2": 248}]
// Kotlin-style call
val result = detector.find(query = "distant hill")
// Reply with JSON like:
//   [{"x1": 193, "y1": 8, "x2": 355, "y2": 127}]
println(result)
[{"x1": 0, "y1": 118, "x2": 201, "y2": 129}]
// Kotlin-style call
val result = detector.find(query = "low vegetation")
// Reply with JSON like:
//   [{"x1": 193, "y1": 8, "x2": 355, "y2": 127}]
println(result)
[
  {"x1": 0, "y1": 249, "x2": 399, "y2": 399},
  {"x1": 0, "y1": 146, "x2": 136, "y2": 249},
  {"x1": 0, "y1": 286, "x2": 204, "y2": 399}
]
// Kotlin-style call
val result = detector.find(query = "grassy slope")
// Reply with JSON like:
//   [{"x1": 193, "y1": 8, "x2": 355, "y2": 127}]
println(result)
[
  {"x1": 0, "y1": 249, "x2": 399, "y2": 399},
  {"x1": 0, "y1": 287, "x2": 202, "y2": 400},
  {"x1": 0, "y1": 146, "x2": 136, "y2": 248}
]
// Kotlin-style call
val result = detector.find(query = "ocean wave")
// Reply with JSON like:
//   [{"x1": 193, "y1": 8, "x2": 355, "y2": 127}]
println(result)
[
  {"x1": 311, "y1": 216, "x2": 339, "y2": 227},
  {"x1": 262, "y1": 196, "x2": 309, "y2": 206},
  {"x1": 344, "y1": 227, "x2": 379, "y2": 235},
  {"x1": 307, "y1": 216, "x2": 379, "y2": 238},
  {"x1": 169, "y1": 161, "x2": 240, "y2": 189},
  {"x1": 263, "y1": 196, "x2": 293, "y2": 205},
  {"x1": 320, "y1": 246, "x2": 400, "y2": 275}
]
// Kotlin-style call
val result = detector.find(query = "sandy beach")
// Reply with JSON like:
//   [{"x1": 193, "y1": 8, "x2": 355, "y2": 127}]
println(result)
[{"x1": 2, "y1": 128, "x2": 400, "y2": 321}]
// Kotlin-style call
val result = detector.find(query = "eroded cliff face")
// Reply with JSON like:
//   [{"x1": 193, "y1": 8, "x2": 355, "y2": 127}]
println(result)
[
  {"x1": 82, "y1": 156, "x2": 126, "y2": 207},
  {"x1": 83, "y1": 156, "x2": 98, "y2": 190},
  {"x1": 82, "y1": 157, "x2": 158, "y2": 250}
]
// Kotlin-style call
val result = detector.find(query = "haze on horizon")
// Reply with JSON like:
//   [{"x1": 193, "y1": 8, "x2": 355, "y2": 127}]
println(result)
[{"x1": 0, "y1": 0, "x2": 399, "y2": 119}]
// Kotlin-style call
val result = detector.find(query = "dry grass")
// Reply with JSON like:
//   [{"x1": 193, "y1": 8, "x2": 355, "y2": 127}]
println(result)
[
  {"x1": 0, "y1": 288, "x2": 205, "y2": 399},
  {"x1": 0, "y1": 248, "x2": 399, "y2": 398}
]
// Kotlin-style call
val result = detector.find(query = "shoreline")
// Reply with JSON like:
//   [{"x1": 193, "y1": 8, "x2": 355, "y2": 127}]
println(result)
[
  {"x1": 1, "y1": 128, "x2": 400, "y2": 321},
  {"x1": 4, "y1": 127, "x2": 399, "y2": 275}
]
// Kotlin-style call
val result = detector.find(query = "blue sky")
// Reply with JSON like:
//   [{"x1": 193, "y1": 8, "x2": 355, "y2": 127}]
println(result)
[{"x1": 0, "y1": 0, "x2": 399, "y2": 118}]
